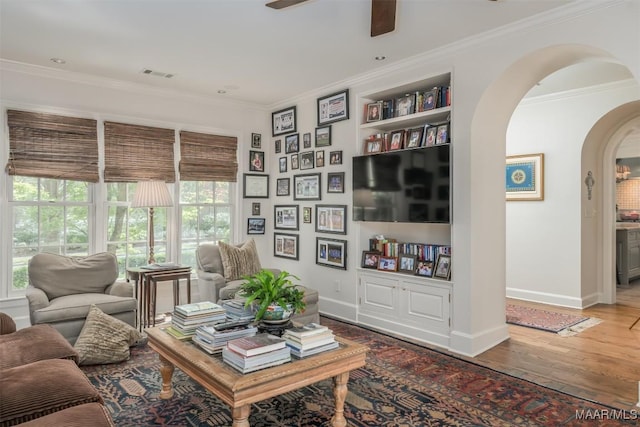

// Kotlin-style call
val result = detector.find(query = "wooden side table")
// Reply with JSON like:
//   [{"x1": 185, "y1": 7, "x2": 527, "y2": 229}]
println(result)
[{"x1": 127, "y1": 266, "x2": 192, "y2": 330}]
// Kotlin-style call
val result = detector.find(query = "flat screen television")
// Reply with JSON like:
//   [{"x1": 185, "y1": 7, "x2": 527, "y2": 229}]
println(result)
[{"x1": 352, "y1": 145, "x2": 450, "y2": 223}]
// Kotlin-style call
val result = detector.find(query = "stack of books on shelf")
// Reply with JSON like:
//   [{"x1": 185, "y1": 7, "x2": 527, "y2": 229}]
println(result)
[
  {"x1": 165, "y1": 301, "x2": 226, "y2": 340},
  {"x1": 222, "y1": 333, "x2": 291, "y2": 373},
  {"x1": 281, "y1": 323, "x2": 338, "y2": 359},
  {"x1": 192, "y1": 319, "x2": 257, "y2": 354},
  {"x1": 221, "y1": 299, "x2": 255, "y2": 322}
]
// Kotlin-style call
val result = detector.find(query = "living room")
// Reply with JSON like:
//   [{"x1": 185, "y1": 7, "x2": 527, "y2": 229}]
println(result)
[{"x1": 1, "y1": 1, "x2": 640, "y2": 422}]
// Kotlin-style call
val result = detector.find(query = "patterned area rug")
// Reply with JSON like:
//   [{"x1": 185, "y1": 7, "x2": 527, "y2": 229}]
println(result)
[
  {"x1": 506, "y1": 303, "x2": 591, "y2": 333},
  {"x1": 81, "y1": 317, "x2": 632, "y2": 426}
]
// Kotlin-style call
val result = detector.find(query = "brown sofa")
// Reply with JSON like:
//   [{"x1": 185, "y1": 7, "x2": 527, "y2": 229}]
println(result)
[{"x1": 0, "y1": 313, "x2": 114, "y2": 427}]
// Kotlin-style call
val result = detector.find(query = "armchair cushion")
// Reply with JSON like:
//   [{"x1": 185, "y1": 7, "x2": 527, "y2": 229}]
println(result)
[
  {"x1": 28, "y1": 252, "x2": 118, "y2": 300},
  {"x1": 74, "y1": 305, "x2": 144, "y2": 366},
  {"x1": 218, "y1": 239, "x2": 262, "y2": 281},
  {"x1": 0, "y1": 312, "x2": 16, "y2": 335}
]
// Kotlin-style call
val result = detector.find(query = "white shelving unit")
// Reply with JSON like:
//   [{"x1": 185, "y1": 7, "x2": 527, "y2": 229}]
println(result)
[{"x1": 354, "y1": 72, "x2": 454, "y2": 348}]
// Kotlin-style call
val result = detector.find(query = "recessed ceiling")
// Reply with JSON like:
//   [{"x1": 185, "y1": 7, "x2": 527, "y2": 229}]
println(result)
[{"x1": 0, "y1": 0, "x2": 585, "y2": 107}]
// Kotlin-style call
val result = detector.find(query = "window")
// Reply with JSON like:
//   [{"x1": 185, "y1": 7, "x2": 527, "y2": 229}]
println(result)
[
  {"x1": 179, "y1": 181, "x2": 232, "y2": 270},
  {"x1": 10, "y1": 177, "x2": 91, "y2": 291}
]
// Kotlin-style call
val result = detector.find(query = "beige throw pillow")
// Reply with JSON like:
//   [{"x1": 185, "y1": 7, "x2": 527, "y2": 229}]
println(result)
[
  {"x1": 218, "y1": 239, "x2": 262, "y2": 281},
  {"x1": 74, "y1": 304, "x2": 144, "y2": 365}
]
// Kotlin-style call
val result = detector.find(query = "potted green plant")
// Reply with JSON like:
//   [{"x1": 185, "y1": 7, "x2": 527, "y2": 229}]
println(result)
[{"x1": 240, "y1": 270, "x2": 306, "y2": 322}]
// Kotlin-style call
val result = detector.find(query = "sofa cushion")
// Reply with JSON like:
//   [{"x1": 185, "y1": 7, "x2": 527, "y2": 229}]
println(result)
[
  {"x1": 0, "y1": 312, "x2": 16, "y2": 335},
  {"x1": 16, "y1": 403, "x2": 114, "y2": 427},
  {"x1": 0, "y1": 324, "x2": 78, "y2": 370},
  {"x1": 218, "y1": 239, "x2": 262, "y2": 281},
  {"x1": 0, "y1": 359, "x2": 103, "y2": 426},
  {"x1": 74, "y1": 305, "x2": 143, "y2": 366},
  {"x1": 28, "y1": 252, "x2": 118, "y2": 300}
]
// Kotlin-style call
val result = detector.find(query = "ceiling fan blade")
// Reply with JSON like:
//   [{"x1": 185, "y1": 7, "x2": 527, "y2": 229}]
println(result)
[
  {"x1": 265, "y1": 0, "x2": 309, "y2": 10},
  {"x1": 371, "y1": 0, "x2": 396, "y2": 37}
]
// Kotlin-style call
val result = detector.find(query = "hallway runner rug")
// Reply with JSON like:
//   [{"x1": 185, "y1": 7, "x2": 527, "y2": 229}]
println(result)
[
  {"x1": 80, "y1": 316, "x2": 632, "y2": 426},
  {"x1": 506, "y1": 303, "x2": 590, "y2": 333}
]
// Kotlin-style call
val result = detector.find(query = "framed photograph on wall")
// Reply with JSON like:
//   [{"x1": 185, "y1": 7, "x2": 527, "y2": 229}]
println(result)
[
  {"x1": 251, "y1": 133, "x2": 261, "y2": 149},
  {"x1": 315, "y1": 204, "x2": 347, "y2": 234},
  {"x1": 327, "y1": 172, "x2": 344, "y2": 193},
  {"x1": 315, "y1": 126, "x2": 331, "y2": 147},
  {"x1": 274, "y1": 205, "x2": 299, "y2": 230},
  {"x1": 293, "y1": 173, "x2": 321, "y2": 200},
  {"x1": 303, "y1": 132, "x2": 312, "y2": 148},
  {"x1": 251, "y1": 202, "x2": 260, "y2": 216},
  {"x1": 272, "y1": 106, "x2": 297, "y2": 136},
  {"x1": 276, "y1": 177, "x2": 290, "y2": 196},
  {"x1": 303, "y1": 207, "x2": 312, "y2": 224},
  {"x1": 377, "y1": 256, "x2": 398, "y2": 272},
  {"x1": 243, "y1": 174, "x2": 269, "y2": 198},
  {"x1": 329, "y1": 150, "x2": 342, "y2": 165},
  {"x1": 434, "y1": 254, "x2": 451, "y2": 280},
  {"x1": 275, "y1": 139, "x2": 282, "y2": 153},
  {"x1": 398, "y1": 254, "x2": 417, "y2": 273},
  {"x1": 285, "y1": 133, "x2": 299, "y2": 154},
  {"x1": 506, "y1": 153, "x2": 544, "y2": 201},
  {"x1": 274, "y1": 232, "x2": 299, "y2": 260},
  {"x1": 247, "y1": 218, "x2": 265, "y2": 235},
  {"x1": 316, "y1": 237, "x2": 347, "y2": 270},
  {"x1": 291, "y1": 154, "x2": 299, "y2": 170},
  {"x1": 315, "y1": 150, "x2": 325, "y2": 167},
  {"x1": 317, "y1": 89, "x2": 349, "y2": 126},
  {"x1": 249, "y1": 150, "x2": 264, "y2": 172},
  {"x1": 279, "y1": 156, "x2": 287, "y2": 173},
  {"x1": 300, "y1": 151, "x2": 314, "y2": 170},
  {"x1": 361, "y1": 251, "x2": 380, "y2": 269}
]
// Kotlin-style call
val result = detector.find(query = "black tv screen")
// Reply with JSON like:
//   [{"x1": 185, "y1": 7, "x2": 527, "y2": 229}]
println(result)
[{"x1": 352, "y1": 146, "x2": 450, "y2": 223}]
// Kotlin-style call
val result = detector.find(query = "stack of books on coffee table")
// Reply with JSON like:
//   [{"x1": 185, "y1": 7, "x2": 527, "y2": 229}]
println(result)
[
  {"x1": 192, "y1": 319, "x2": 257, "y2": 354},
  {"x1": 281, "y1": 323, "x2": 338, "y2": 358},
  {"x1": 165, "y1": 301, "x2": 226, "y2": 340},
  {"x1": 222, "y1": 333, "x2": 291, "y2": 373},
  {"x1": 221, "y1": 299, "x2": 255, "y2": 322}
]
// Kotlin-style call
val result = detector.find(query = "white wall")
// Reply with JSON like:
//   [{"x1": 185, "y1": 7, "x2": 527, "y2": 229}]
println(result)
[
  {"x1": 2, "y1": 1, "x2": 639, "y2": 354},
  {"x1": 506, "y1": 81, "x2": 640, "y2": 307}
]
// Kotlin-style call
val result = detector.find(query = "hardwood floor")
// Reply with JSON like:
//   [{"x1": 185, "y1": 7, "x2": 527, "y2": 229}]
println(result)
[{"x1": 473, "y1": 279, "x2": 640, "y2": 410}]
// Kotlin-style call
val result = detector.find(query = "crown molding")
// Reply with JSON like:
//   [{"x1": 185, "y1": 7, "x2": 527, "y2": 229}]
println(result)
[{"x1": 519, "y1": 78, "x2": 638, "y2": 105}]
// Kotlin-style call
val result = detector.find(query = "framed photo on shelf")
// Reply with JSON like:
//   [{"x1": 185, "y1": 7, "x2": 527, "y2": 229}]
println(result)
[
  {"x1": 435, "y1": 123, "x2": 449, "y2": 145},
  {"x1": 423, "y1": 125, "x2": 437, "y2": 147},
  {"x1": 434, "y1": 254, "x2": 451, "y2": 280},
  {"x1": 366, "y1": 101, "x2": 383, "y2": 122},
  {"x1": 303, "y1": 132, "x2": 312, "y2": 148},
  {"x1": 415, "y1": 260, "x2": 434, "y2": 277},
  {"x1": 316, "y1": 150, "x2": 325, "y2": 167},
  {"x1": 300, "y1": 151, "x2": 314, "y2": 170},
  {"x1": 389, "y1": 130, "x2": 404, "y2": 150},
  {"x1": 422, "y1": 89, "x2": 437, "y2": 111},
  {"x1": 378, "y1": 256, "x2": 398, "y2": 272},
  {"x1": 276, "y1": 177, "x2": 290, "y2": 196},
  {"x1": 243, "y1": 174, "x2": 269, "y2": 198},
  {"x1": 291, "y1": 154, "x2": 299, "y2": 170},
  {"x1": 406, "y1": 128, "x2": 423, "y2": 149},
  {"x1": 506, "y1": 153, "x2": 544, "y2": 201},
  {"x1": 361, "y1": 251, "x2": 380, "y2": 269},
  {"x1": 251, "y1": 133, "x2": 261, "y2": 149},
  {"x1": 398, "y1": 254, "x2": 417, "y2": 273},
  {"x1": 274, "y1": 232, "x2": 299, "y2": 260},
  {"x1": 329, "y1": 150, "x2": 342, "y2": 165},
  {"x1": 363, "y1": 138, "x2": 383, "y2": 155},
  {"x1": 285, "y1": 133, "x2": 299, "y2": 154},
  {"x1": 327, "y1": 172, "x2": 344, "y2": 193},
  {"x1": 303, "y1": 207, "x2": 312, "y2": 224},
  {"x1": 275, "y1": 139, "x2": 282, "y2": 153},
  {"x1": 315, "y1": 204, "x2": 346, "y2": 234},
  {"x1": 395, "y1": 94, "x2": 415, "y2": 117},
  {"x1": 315, "y1": 126, "x2": 331, "y2": 147},
  {"x1": 274, "y1": 205, "x2": 299, "y2": 230},
  {"x1": 279, "y1": 157, "x2": 287, "y2": 173},
  {"x1": 272, "y1": 106, "x2": 296, "y2": 136},
  {"x1": 316, "y1": 237, "x2": 347, "y2": 270},
  {"x1": 247, "y1": 218, "x2": 265, "y2": 235},
  {"x1": 317, "y1": 89, "x2": 349, "y2": 126},
  {"x1": 293, "y1": 173, "x2": 321, "y2": 200},
  {"x1": 251, "y1": 202, "x2": 260, "y2": 216},
  {"x1": 249, "y1": 150, "x2": 264, "y2": 172}
]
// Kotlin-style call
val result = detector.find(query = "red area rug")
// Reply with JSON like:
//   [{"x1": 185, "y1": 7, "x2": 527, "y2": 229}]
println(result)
[{"x1": 506, "y1": 303, "x2": 590, "y2": 333}]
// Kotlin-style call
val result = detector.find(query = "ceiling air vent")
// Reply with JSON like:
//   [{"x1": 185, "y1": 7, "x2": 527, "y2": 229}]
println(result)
[{"x1": 141, "y1": 69, "x2": 174, "y2": 79}]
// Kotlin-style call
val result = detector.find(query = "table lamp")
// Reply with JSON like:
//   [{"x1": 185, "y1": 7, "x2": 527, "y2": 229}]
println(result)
[{"x1": 130, "y1": 180, "x2": 173, "y2": 264}]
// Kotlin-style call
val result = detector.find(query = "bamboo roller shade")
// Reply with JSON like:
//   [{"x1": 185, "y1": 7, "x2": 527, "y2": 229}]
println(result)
[{"x1": 179, "y1": 130, "x2": 238, "y2": 182}]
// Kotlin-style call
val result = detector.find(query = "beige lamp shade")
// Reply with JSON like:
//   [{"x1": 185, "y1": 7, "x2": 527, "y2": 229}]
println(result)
[{"x1": 130, "y1": 181, "x2": 173, "y2": 208}]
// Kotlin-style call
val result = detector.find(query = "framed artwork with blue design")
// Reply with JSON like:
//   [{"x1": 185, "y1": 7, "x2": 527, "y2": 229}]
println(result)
[{"x1": 506, "y1": 153, "x2": 544, "y2": 201}]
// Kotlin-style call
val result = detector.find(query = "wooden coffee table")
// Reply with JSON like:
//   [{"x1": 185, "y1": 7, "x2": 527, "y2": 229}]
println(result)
[{"x1": 145, "y1": 326, "x2": 368, "y2": 427}]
